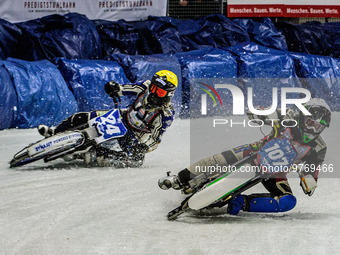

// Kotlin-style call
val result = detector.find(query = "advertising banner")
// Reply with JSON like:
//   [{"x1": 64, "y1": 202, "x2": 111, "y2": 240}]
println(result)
[
  {"x1": 0, "y1": 0, "x2": 167, "y2": 22},
  {"x1": 228, "y1": 0, "x2": 340, "y2": 17}
]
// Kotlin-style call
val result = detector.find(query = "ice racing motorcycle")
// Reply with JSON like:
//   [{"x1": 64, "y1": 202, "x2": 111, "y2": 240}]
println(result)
[
  {"x1": 9, "y1": 109, "x2": 136, "y2": 168},
  {"x1": 165, "y1": 128, "x2": 311, "y2": 220}
]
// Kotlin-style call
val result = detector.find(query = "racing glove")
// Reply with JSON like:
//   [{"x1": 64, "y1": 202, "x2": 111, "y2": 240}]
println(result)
[
  {"x1": 300, "y1": 174, "x2": 317, "y2": 196},
  {"x1": 105, "y1": 81, "x2": 122, "y2": 107}
]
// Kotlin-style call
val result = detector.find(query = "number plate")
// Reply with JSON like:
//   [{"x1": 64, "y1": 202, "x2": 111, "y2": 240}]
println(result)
[
  {"x1": 89, "y1": 109, "x2": 127, "y2": 144},
  {"x1": 258, "y1": 138, "x2": 297, "y2": 173}
]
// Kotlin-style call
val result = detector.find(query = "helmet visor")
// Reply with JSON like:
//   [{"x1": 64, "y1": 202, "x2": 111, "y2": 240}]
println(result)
[
  {"x1": 304, "y1": 117, "x2": 326, "y2": 134},
  {"x1": 150, "y1": 83, "x2": 168, "y2": 98}
]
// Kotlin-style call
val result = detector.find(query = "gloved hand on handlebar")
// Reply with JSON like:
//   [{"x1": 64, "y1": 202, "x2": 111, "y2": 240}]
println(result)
[
  {"x1": 300, "y1": 174, "x2": 317, "y2": 196},
  {"x1": 105, "y1": 81, "x2": 122, "y2": 107}
]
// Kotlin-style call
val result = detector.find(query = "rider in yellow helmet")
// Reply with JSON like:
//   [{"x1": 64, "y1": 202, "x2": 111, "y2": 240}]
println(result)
[
  {"x1": 147, "y1": 70, "x2": 178, "y2": 108},
  {"x1": 38, "y1": 70, "x2": 178, "y2": 167}
]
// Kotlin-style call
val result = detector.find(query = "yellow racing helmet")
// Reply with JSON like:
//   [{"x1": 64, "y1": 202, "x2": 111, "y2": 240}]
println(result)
[{"x1": 148, "y1": 70, "x2": 178, "y2": 107}]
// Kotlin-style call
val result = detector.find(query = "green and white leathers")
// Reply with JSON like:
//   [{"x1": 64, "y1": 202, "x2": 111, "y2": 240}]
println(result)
[{"x1": 299, "y1": 98, "x2": 331, "y2": 143}]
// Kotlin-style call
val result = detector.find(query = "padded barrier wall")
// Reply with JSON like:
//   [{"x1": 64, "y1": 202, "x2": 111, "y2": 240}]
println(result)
[
  {"x1": 15, "y1": 13, "x2": 103, "y2": 61},
  {"x1": 275, "y1": 21, "x2": 340, "y2": 59},
  {"x1": 291, "y1": 53, "x2": 340, "y2": 111},
  {"x1": 94, "y1": 17, "x2": 183, "y2": 56},
  {"x1": 56, "y1": 58, "x2": 132, "y2": 112},
  {"x1": 0, "y1": 66, "x2": 17, "y2": 129},
  {"x1": 1, "y1": 13, "x2": 339, "y2": 59},
  {"x1": 0, "y1": 13, "x2": 340, "y2": 128},
  {"x1": 1, "y1": 46, "x2": 340, "y2": 128},
  {"x1": 226, "y1": 43, "x2": 302, "y2": 108},
  {"x1": 1, "y1": 58, "x2": 78, "y2": 128},
  {"x1": 174, "y1": 48, "x2": 237, "y2": 118},
  {"x1": 0, "y1": 19, "x2": 21, "y2": 60},
  {"x1": 233, "y1": 18, "x2": 288, "y2": 52}
]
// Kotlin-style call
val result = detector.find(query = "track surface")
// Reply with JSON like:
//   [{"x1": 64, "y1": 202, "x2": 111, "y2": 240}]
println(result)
[{"x1": 1, "y1": 117, "x2": 339, "y2": 254}]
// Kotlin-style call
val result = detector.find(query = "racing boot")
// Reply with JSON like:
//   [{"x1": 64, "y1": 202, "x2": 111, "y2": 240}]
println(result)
[
  {"x1": 158, "y1": 172, "x2": 182, "y2": 190},
  {"x1": 38, "y1": 125, "x2": 55, "y2": 137}
]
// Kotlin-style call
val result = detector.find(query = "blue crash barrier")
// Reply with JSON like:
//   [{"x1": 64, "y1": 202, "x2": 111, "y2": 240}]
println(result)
[
  {"x1": 291, "y1": 53, "x2": 340, "y2": 111},
  {"x1": 56, "y1": 58, "x2": 132, "y2": 112},
  {"x1": 226, "y1": 43, "x2": 301, "y2": 108},
  {"x1": 95, "y1": 14, "x2": 250, "y2": 57},
  {"x1": 1, "y1": 58, "x2": 78, "y2": 128},
  {"x1": 275, "y1": 21, "x2": 340, "y2": 59},
  {"x1": 233, "y1": 18, "x2": 288, "y2": 51},
  {"x1": 174, "y1": 14, "x2": 250, "y2": 52},
  {"x1": 94, "y1": 17, "x2": 182, "y2": 57},
  {"x1": 0, "y1": 19, "x2": 21, "y2": 60},
  {"x1": 1, "y1": 14, "x2": 340, "y2": 128},
  {"x1": 94, "y1": 19, "x2": 141, "y2": 56},
  {"x1": 175, "y1": 48, "x2": 237, "y2": 117},
  {"x1": 108, "y1": 53, "x2": 182, "y2": 114},
  {"x1": 134, "y1": 17, "x2": 182, "y2": 55},
  {"x1": 15, "y1": 13, "x2": 102, "y2": 61},
  {"x1": 0, "y1": 13, "x2": 339, "y2": 60},
  {"x1": 312, "y1": 22, "x2": 340, "y2": 59},
  {"x1": 0, "y1": 66, "x2": 17, "y2": 129}
]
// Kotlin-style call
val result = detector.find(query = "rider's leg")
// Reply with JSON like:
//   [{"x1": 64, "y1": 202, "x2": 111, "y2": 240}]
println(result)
[
  {"x1": 38, "y1": 111, "x2": 107, "y2": 137},
  {"x1": 54, "y1": 112, "x2": 96, "y2": 133},
  {"x1": 159, "y1": 147, "x2": 253, "y2": 192},
  {"x1": 158, "y1": 151, "x2": 236, "y2": 191},
  {"x1": 227, "y1": 176, "x2": 297, "y2": 215}
]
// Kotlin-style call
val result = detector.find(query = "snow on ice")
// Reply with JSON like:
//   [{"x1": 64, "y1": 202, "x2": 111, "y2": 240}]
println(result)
[{"x1": 0, "y1": 115, "x2": 339, "y2": 254}]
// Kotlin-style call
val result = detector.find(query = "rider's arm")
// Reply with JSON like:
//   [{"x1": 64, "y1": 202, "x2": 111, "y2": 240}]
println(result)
[
  {"x1": 299, "y1": 138, "x2": 327, "y2": 195},
  {"x1": 120, "y1": 80, "x2": 149, "y2": 96},
  {"x1": 105, "y1": 80, "x2": 149, "y2": 98},
  {"x1": 302, "y1": 136, "x2": 327, "y2": 178},
  {"x1": 139, "y1": 111, "x2": 174, "y2": 152}
]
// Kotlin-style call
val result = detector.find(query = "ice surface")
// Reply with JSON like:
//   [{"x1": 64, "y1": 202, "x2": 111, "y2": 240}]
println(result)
[{"x1": 0, "y1": 115, "x2": 339, "y2": 255}]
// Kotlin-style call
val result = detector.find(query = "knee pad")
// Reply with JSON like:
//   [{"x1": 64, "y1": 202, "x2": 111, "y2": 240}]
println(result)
[
  {"x1": 278, "y1": 194, "x2": 297, "y2": 212},
  {"x1": 248, "y1": 194, "x2": 296, "y2": 213}
]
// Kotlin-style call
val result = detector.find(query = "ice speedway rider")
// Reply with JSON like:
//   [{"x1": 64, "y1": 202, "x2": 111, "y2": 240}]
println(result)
[
  {"x1": 38, "y1": 70, "x2": 178, "y2": 167},
  {"x1": 159, "y1": 98, "x2": 331, "y2": 215}
]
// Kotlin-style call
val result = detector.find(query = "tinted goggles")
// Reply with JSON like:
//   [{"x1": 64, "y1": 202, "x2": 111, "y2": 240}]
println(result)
[
  {"x1": 150, "y1": 83, "x2": 168, "y2": 98},
  {"x1": 304, "y1": 117, "x2": 326, "y2": 134}
]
